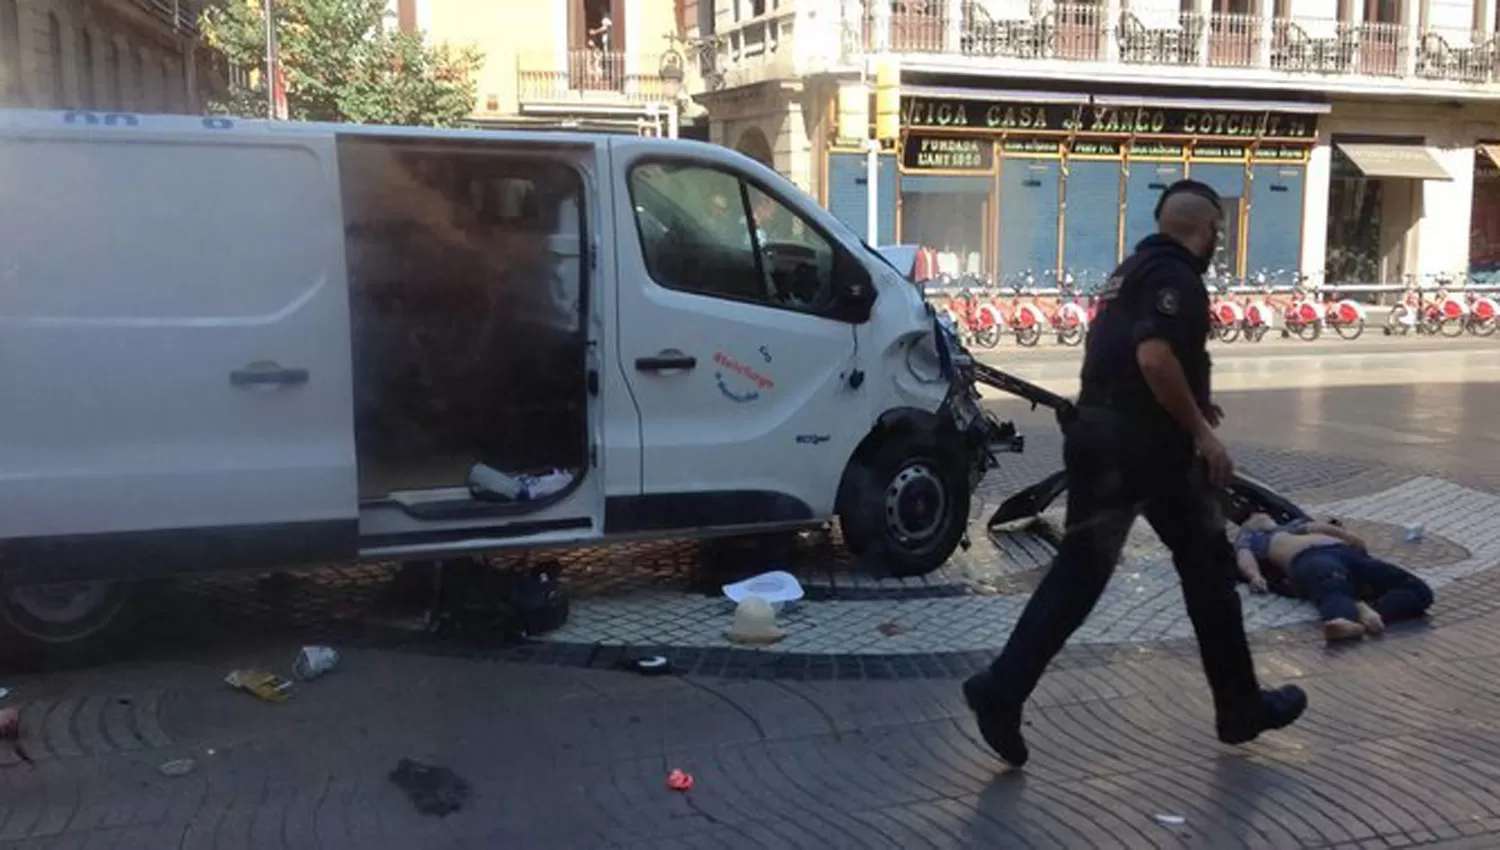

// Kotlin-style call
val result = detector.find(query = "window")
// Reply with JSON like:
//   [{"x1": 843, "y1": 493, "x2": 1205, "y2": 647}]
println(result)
[
  {"x1": 0, "y1": 0, "x2": 21, "y2": 104},
  {"x1": 47, "y1": 13, "x2": 64, "y2": 107},
  {"x1": 104, "y1": 39, "x2": 120, "y2": 109},
  {"x1": 629, "y1": 162, "x2": 838, "y2": 312},
  {"x1": 78, "y1": 28, "x2": 94, "y2": 109}
]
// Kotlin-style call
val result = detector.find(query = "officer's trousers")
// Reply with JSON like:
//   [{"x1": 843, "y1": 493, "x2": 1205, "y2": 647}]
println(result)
[{"x1": 988, "y1": 405, "x2": 1262, "y2": 717}]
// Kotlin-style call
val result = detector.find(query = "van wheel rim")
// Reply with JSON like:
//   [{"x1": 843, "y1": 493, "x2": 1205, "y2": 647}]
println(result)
[
  {"x1": 6, "y1": 582, "x2": 112, "y2": 626},
  {"x1": 885, "y1": 463, "x2": 946, "y2": 544}
]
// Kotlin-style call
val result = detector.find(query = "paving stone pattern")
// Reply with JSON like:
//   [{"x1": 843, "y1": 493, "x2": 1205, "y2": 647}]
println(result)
[{"x1": 8, "y1": 607, "x2": 1500, "y2": 848}]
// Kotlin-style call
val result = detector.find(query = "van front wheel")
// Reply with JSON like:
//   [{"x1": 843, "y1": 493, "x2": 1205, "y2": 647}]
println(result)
[
  {"x1": 839, "y1": 433, "x2": 969, "y2": 578},
  {"x1": 0, "y1": 580, "x2": 137, "y2": 669}
]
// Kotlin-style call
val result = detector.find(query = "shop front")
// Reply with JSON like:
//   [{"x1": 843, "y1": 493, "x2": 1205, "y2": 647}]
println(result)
[
  {"x1": 1472, "y1": 145, "x2": 1500, "y2": 282},
  {"x1": 823, "y1": 90, "x2": 1324, "y2": 287}
]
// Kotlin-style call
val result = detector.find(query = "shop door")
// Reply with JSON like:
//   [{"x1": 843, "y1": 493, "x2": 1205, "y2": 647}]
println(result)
[
  {"x1": 1062, "y1": 159, "x2": 1123, "y2": 286},
  {"x1": 1124, "y1": 162, "x2": 1181, "y2": 251},
  {"x1": 1186, "y1": 163, "x2": 1246, "y2": 278},
  {"x1": 999, "y1": 159, "x2": 1061, "y2": 283},
  {"x1": 1246, "y1": 165, "x2": 1304, "y2": 278}
]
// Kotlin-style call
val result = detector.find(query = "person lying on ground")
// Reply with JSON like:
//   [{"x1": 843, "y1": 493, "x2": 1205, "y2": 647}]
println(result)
[{"x1": 1234, "y1": 512, "x2": 1434, "y2": 642}]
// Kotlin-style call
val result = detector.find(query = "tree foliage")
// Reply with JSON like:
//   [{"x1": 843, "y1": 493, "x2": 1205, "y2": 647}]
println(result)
[{"x1": 202, "y1": 0, "x2": 483, "y2": 127}]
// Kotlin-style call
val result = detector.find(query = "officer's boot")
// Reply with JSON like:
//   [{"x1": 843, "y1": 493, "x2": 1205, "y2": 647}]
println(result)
[
  {"x1": 962, "y1": 671, "x2": 1029, "y2": 768},
  {"x1": 1217, "y1": 685, "x2": 1309, "y2": 745}
]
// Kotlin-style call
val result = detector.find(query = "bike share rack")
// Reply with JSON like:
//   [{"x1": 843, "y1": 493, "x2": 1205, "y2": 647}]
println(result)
[{"x1": 964, "y1": 360, "x2": 1312, "y2": 538}]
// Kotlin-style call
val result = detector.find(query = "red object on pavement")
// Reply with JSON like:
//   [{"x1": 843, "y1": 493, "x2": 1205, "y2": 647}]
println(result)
[{"x1": 666, "y1": 769, "x2": 694, "y2": 791}]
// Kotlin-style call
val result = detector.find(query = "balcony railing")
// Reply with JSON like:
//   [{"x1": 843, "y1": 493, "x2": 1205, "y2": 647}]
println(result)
[
  {"x1": 130, "y1": 0, "x2": 200, "y2": 34},
  {"x1": 862, "y1": 3, "x2": 1500, "y2": 86},
  {"x1": 517, "y1": 50, "x2": 671, "y2": 105}
]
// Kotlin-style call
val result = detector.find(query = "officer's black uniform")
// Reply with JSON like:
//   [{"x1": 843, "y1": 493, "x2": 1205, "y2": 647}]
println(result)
[{"x1": 966, "y1": 182, "x2": 1292, "y2": 764}]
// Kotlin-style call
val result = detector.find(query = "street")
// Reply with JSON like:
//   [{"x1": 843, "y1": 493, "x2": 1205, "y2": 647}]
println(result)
[{"x1": 2, "y1": 336, "x2": 1500, "y2": 849}]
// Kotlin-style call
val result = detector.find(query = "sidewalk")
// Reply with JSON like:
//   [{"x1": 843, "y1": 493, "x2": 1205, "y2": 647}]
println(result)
[{"x1": 1, "y1": 446, "x2": 1499, "y2": 847}]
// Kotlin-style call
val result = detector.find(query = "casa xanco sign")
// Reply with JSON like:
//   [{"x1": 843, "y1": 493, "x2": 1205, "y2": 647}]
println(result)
[{"x1": 899, "y1": 98, "x2": 1317, "y2": 140}]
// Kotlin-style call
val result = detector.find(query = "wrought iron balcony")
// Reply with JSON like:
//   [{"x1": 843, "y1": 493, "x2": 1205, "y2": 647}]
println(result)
[
  {"x1": 855, "y1": 2, "x2": 1500, "y2": 88},
  {"x1": 517, "y1": 50, "x2": 673, "y2": 106}
]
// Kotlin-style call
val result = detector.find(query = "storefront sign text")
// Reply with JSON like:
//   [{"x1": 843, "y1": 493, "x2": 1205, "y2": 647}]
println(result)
[
  {"x1": 1002, "y1": 138, "x2": 1062, "y2": 155},
  {"x1": 1129, "y1": 141, "x2": 1185, "y2": 158},
  {"x1": 900, "y1": 98, "x2": 1316, "y2": 140},
  {"x1": 1070, "y1": 140, "x2": 1122, "y2": 157},
  {"x1": 903, "y1": 135, "x2": 993, "y2": 171},
  {"x1": 1193, "y1": 144, "x2": 1248, "y2": 160},
  {"x1": 1253, "y1": 144, "x2": 1312, "y2": 162}
]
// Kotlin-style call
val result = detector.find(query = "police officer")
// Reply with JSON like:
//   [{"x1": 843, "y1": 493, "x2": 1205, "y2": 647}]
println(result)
[{"x1": 963, "y1": 180, "x2": 1307, "y2": 768}]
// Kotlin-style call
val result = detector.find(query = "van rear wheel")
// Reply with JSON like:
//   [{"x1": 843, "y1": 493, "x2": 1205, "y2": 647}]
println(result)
[
  {"x1": 839, "y1": 432, "x2": 969, "y2": 578},
  {"x1": 0, "y1": 580, "x2": 137, "y2": 669}
]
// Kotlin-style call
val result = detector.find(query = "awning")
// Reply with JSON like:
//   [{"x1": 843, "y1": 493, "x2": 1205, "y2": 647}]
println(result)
[
  {"x1": 1336, "y1": 143, "x2": 1452, "y2": 180},
  {"x1": 1479, "y1": 143, "x2": 1500, "y2": 168}
]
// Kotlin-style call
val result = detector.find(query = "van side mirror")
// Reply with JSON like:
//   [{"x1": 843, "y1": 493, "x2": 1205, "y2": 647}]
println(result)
[{"x1": 829, "y1": 252, "x2": 876, "y2": 323}]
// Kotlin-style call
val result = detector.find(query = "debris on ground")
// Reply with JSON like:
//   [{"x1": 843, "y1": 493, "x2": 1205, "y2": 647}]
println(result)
[
  {"x1": 1405, "y1": 523, "x2": 1424, "y2": 543},
  {"x1": 1153, "y1": 813, "x2": 1187, "y2": 826},
  {"x1": 877, "y1": 621, "x2": 907, "y2": 637},
  {"x1": 726, "y1": 595, "x2": 784, "y2": 645},
  {"x1": 0, "y1": 687, "x2": 9, "y2": 700},
  {"x1": 389, "y1": 758, "x2": 471, "y2": 817},
  {"x1": 618, "y1": 655, "x2": 673, "y2": 676},
  {"x1": 158, "y1": 758, "x2": 197, "y2": 777},
  {"x1": 292, "y1": 646, "x2": 340, "y2": 681},
  {"x1": 722, "y1": 570, "x2": 804, "y2": 607},
  {"x1": 225, "y1": 669, "x2": 292, "y2": 703},
  {"x1": 0, "y1": 706, "x2": 30, "y2": 764},
  {"x1": 666, "y1": 769, "x2": 694, "y2": 792},
  {"x1": 421, "y1": 558, "x2": 570, "y2": 643}
]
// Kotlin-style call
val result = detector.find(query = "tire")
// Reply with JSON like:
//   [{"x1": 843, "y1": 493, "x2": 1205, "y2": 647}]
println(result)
[
  {"x1": 1333, "y1": 319, "x2": 1364, "y2": 340},
  {"x1": 1421, "y1": 315, "x2": 1442, "y2": 336},
  {"x1": 1057, "y1": 325, "x2": 1083, "y2": 347},
  {"x1": 1014, "y1": 325, "x2": 1041, "y2": 347},
  {"x1": 838, "y1": 431, "x2": 970, "y2": 578},
  {"x1": 1245, "y1": 325, "x2": 1267, "y2": 343},
  {"x1": 972, "y1": 324, "x2": 1001, "y2": 349},
  {"x1": 1216, "y1": 323, "x2": 1241, "y2": 343},
  {"x1": 1295, "y1": 321, "x2": 1322, "y2": 341},
  {"x1": 1440, "y1": 317, "x2": 1466, "y2": 338},
  {"x1": 0, "y1": 579, "x2": 139, "y2": 669},
  {"x1": 1471, "y1": 317, "x2": 1498, "y2": 337}
]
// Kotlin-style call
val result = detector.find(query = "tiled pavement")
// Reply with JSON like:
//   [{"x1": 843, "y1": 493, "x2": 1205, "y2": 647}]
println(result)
[{"x1": 4, "y1": 437, "x2": 1500, "y2": 847}]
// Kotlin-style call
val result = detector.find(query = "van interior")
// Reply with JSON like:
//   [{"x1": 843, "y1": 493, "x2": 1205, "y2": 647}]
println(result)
[{"x1": 337, "y1": 138, "x2": 589, "y2": 510}]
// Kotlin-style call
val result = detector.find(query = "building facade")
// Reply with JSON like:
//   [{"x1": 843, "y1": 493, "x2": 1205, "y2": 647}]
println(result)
[
  {"x1": 0, "y1": 0, "x2": 208, "y2": 113},
  {"x1": 691, "y1": 0, "x2": 1500, "y2": 285},
  {"x1": 399, "y1": 0, "x2": 708, "y2": 135}
]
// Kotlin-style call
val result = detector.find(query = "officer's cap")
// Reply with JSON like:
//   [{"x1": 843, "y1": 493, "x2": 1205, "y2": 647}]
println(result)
[{"x1": 1153, "y1": 179, "x2": 1224, "y2": 221}]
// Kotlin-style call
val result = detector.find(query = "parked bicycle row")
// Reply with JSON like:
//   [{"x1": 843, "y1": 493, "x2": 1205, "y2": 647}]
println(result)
[{"x1": 920, "y1": 271, "x2": 1500, "y2": 349}]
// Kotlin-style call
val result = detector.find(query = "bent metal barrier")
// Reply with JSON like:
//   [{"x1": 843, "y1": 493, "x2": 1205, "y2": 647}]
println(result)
[{"x1": 962, "y1": 358, "x2": 1311, "y2": 531}]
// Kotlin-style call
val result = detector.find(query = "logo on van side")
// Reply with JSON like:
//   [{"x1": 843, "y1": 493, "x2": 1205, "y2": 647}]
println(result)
[{"x1": 713, "y1": 351, "x2": 774, "y2": 403}]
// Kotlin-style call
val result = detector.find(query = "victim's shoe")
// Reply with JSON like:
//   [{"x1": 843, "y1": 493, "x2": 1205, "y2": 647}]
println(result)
[
  {"x1": 962, "y1": 671, "x2": 1029, "y2": 768},
  {"x1": 1217, "y1": 685, "x2": 1309, "y2": 745}
]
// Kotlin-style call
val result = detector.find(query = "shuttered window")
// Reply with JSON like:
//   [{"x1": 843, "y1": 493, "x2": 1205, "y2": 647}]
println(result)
[
  {"x1": 999, "y1": 159, "x2": 1060, "y2": 281},
  {"x1": 1062, "y1": 159, "x2": 1122, "y2": 283}
]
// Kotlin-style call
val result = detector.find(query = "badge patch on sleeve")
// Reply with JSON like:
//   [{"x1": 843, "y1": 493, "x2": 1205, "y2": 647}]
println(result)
[{"x1": 1156, "y1": 287, "x2": 1180, "y2": 316}]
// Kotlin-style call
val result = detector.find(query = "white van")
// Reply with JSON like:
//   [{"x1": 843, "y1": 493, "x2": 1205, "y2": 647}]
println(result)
[{"x1": 0, "y1": 110, "x2": 1019, "y2": 663}]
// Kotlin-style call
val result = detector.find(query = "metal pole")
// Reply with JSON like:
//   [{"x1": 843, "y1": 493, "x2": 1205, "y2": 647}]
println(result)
[
  {"x1": 865, "y1": 137, "x2": 878, "y2": 246},
  {"x1": 264, "y1": 0, "x2": 275, "y2": 119}
]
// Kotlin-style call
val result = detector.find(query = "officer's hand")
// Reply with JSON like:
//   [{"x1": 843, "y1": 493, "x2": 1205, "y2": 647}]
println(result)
[
  {"x1": 1195, "y1": 427, "x2": 1235, "y2": 488},
  {"x1": 1250, "y1": 577, "x2": 1268, "y2": 594},
  {"x1": 1207, "y1": 403, "x2": 1225, "y2": 428}
]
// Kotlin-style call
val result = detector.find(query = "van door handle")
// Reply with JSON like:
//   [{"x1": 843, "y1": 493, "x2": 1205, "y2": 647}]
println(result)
[
  {"x1": 230, "y1": 362, "x2": 309, "y2": 387},
  {"x1": 635, "y1": 351, "x2": 696, "y2": 372}
]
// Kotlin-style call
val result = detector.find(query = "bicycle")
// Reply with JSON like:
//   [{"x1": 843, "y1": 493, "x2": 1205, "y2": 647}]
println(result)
[{"x1": 1279, "y1": 275, "x2": 1323, "y2": 341}]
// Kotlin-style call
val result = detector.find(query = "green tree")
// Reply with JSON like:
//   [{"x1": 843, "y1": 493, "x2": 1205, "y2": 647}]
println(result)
[{"x1": 202, "y1": 0, "x2": 483, "y2": 127}]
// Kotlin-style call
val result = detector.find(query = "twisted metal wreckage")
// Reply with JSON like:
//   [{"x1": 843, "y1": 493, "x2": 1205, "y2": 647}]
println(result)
[{"x1": 937, "y1": 321, "x2": 1313, "y2": 538}]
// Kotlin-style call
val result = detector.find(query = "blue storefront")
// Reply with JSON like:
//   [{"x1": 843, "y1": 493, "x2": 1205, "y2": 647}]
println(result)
[{"x1": 824, "y1": 91, "x2": 1321, "y2": 286}]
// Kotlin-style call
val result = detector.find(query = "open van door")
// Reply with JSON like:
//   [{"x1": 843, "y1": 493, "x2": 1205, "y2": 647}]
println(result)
[
  {"x1": 0, "y1": 117, "x2": 360, "y2": 587},
  {"x1": 337, "y1": 134, "x2": 606, "y2": 556}
]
